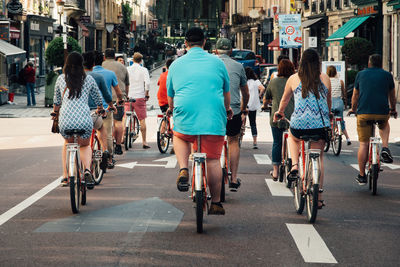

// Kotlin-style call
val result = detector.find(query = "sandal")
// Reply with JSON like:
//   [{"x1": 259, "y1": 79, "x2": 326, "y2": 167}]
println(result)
[
  {"x1": 269, "y1": 171, "x2": 278, "y2": 182},
  {"x1": 318, "y1": 200, "x2": 325, "y2": 209},
  {"x1": 287, "y1": 164, "x2": 299, "y2": 182}
]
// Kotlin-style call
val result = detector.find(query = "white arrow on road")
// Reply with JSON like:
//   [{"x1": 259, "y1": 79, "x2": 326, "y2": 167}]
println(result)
[
  {"x1": 117, "y1": 155, "x2": 177, "y2": 169},
  {"x1": 254, "y1": 154, "x2": 272, "y2": 165},
  {"x1": 154, "y1": 155, "x2": 177, "y2": 168}
]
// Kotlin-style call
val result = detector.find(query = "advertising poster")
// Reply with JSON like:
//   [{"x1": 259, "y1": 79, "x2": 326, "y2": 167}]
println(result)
[
  {"x1": 322, "y1": 61, "x2": 346, "y2": 82},
  {"x1": 279, "y1": 14, "x2": 302, "y2": 48}
]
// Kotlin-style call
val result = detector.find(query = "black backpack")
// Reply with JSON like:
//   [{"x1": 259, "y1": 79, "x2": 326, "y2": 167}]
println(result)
[{"x1": 18, "y1": 68, "x2": 26, "y2": 85}]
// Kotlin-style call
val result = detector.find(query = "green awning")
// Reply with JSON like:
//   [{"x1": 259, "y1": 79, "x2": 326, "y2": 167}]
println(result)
[
  {"x1": 387, "y1": 0, "x2": 400, "y2": 6},
  {"x1": 325, "y1": 16, "x2": 370, "y2": 46}
]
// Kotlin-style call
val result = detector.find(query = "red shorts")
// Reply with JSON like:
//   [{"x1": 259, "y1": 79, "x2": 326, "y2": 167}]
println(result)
[
  {"x1": 173, "y1": 131, "x2": 224, "y2": 159},
  {"x1": 126, "y1": 98, "x2": 147, "y2": 120}
]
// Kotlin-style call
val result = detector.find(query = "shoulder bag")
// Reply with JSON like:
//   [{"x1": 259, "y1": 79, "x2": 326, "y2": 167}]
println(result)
[
  {"x1": 315, "y1": 87, "x2": 332, "y2": 143},
  {"x1": 51, "y1": 87, "x2": 67, "y2": 133}
]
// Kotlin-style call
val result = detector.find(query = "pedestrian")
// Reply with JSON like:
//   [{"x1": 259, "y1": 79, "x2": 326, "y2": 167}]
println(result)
[
  {"x1": 52, "y1": 52, "x2": 104, "y2": 189},
  {"x1": 127, "y1": 52, "x2": 151, "y2": 149},
  {"x1": 263, "y1": 59, "x2": 295, "y2": 180},
  {"x1": 326, "y1": 65, "x2": 351, "y2": 145},
  {"x1": 216, "y1": 37, "x2": 250, "y2": 192},
  {"x1": 102, "y1": 48, "x2": 130, "y2": 155},
  {"x1": 274, "y1": 49, "x2": 332, "y2": 209},
  {"x1": 245, "y1": 66, "x2": 265, "y2": 149},
  {"x1": 167, "y1": 28, "x2": 232, "y2": 214},
  {"x1": 25, "y1": 62, "x2": 36, "y2": 106},
  {"x1": 116, "y1": 56, "x2": 125, "y2": 65},
  {"x1": 348, "y1": 54, "x2": 397, "y2": 185}
]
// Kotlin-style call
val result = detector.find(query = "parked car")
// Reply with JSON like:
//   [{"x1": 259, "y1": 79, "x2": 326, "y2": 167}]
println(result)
[
  {"x1": 231, "y1": 49, "x2": 260, "y2": 75},
  {"x1": 259, "y1": 64, "x2": 278, "y2": 87}
]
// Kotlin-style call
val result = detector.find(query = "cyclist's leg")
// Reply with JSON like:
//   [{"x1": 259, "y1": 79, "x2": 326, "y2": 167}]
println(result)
[
  {"x1": 378, "y1": 118, "x2": 390, "y2": 148},
  {"x1": 77, "y1": 138, "x2": 91, "y2": 170},
  {"x1": 288, "y1": 128, "x2": 302, "y2": 172},
  {"x1": 139, "y1": 119, "x2": 149, "y2": 146},
  {"x1": 207, "y1": 159, "x2": 223, "y2": 202},
  {"x1": 173, "y1": 134, "x2": 192, "y2": 169},
  {"x1": 357, "y1": 114, "x2": 373, "y2": 176},
  {"x1": 62, "y1": 140, "x2": 68, "y2": 178},
  {"x1": 226, "y1": 113, "x2": 242, "y2": 184},
  {"x1": 271, "y1": 126, "x2": 284, "y2": 177}
]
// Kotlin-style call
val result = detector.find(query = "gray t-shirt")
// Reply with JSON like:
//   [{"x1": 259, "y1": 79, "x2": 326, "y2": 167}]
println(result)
[{"x1": 218, "y1": 54, "x2": 247, "y2": 115}]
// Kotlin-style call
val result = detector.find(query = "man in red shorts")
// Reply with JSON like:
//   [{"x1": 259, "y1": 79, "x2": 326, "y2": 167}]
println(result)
[
  {"x1": 127, "y1": 52, "x2": 151, "y2": 149},
  {"x1": 167, "y1": 27, "x2": 232, "y2": 215}
]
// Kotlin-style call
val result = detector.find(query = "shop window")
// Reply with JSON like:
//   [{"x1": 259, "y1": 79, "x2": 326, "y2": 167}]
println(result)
[
  {"x1": 312, "y1": 1, "x2": 317, "y2": 13},
  {"x1": 335, "y1": 0, "x2": 341, "y2": 10},
  {"x1": 319, "y1": 1, "x2": 325, "y2": 12},
  {"x1": 29, "y1": 38, "x2": 40, "y2": 72},
  {"x1": 327, "y1": 0, "x2": 332, "y2": 10},
  {"x1": 304, "y1": 0, "x2": 310, "y2": 10},
  {"x1": 343, "y1": 0, "x2": 349, "y2": 7},
  {"x1": 95, "y1": 0, "x2": 101, "y2": 21}
]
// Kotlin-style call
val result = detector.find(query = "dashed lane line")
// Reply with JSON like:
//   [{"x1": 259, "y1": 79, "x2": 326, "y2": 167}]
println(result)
[
  {"x1": 0, "y1": 177, "x2": 60, "y2": 226},
  {"x1": 286, "y1": 223, "x2": 338, "y2": 264},
  {"x1": 264, "y1": 179, "x2": 293, "y2": 197}
]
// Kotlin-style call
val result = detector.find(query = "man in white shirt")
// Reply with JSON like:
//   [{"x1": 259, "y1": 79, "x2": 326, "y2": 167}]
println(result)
[{"x1": 127, "y1": 52, "x2": 151, "y2": 148}]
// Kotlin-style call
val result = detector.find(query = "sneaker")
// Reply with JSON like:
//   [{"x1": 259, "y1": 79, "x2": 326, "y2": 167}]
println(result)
[
  {"x1": 114, "y1": 144, "x2": 123, "y2": 155},
  {"x1": 100, "y1": 150, "x2": 109, "y2": 170},
  {"x1": 84, "y1": 169, "x2": 95, "y2": 190},
  {"x1": 60, "y1": 177, "x2": 68, "y2": 187},
  {"x1": 347, "y1": 140, "x2": 352, "y2": 146},
  {"x1": 229, "y1": 178, "x2": 241, "y2": 192},
  {"x1": 356, "y1": 174, "x2": 367, "y2": 185},
  {"x1": 253, "y1": 143, "x2": 258, "y2": 149},
  {"x1": 208, "y1": 202, "x2": 225, "y2": 215},
  {"x1": 107, "y1": 159, "x2": 115, "y2": 169},
  {"x1": 176, "y1": 168, "x2": 189, "y2": 192},
  {"x1": 381, "y1": 147, "x2": 393, "y2": 163},
  {"x1": 170, "y1": 147, "x2": 175, "y2": 154}
]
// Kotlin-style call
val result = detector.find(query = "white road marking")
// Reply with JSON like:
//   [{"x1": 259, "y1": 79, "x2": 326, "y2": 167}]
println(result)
[
  {"x1": 286, "y1": 223, "x2": 338, "y2": 264},
  {"x1": 154, "y1": 155, "x2": 177, "y2": 168},
  {"x1": 381, "y1": 163, "x2": 400, "y2": 170},
  {"x1": 117, "y1": 162, "x2": 168, "y2": 169},
  {"x1": 264, "y1": 179, "x2": 292, "y2": 197},
  {"x1": 350, "y1": 164, "x2": 360, "y2": 171},
  {"x1": 254, "y1": 154, "x2": 272, "y2": 165},
  {"x1": 0, "y1": 177, "x2": 60, "y2": 227},
  {"x1": 340, "y1": 149, "x2": 353, "y2": 153}
]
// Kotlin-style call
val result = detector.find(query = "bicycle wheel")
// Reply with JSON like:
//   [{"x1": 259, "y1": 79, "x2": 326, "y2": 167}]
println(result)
[
  {"x1": 284, "y1": 158, "x2": 292, "y2": 188},
  {"x1": 370, "y1": 164, "x2": 379, "y2": 195},
  {"x1": 195, "y1": 190, "x2": 204, "y2": 233},
  {"x1": 131, "y1": 115, "x2": 140, "y2": 144},
  {"x1": 124, "y1": 116, "x2": 131, "y2": 151},
  {"x1": 279, "y1": 165, "x2": 285, "y2": 183},
  {"x1": 323, "y1": 140, "x2": 330, "y2": 152},
  {"x1": 332, "y1": 126, "x2": 342, "y2": 156},
  {"x1": 305, "y1": 159, "x2": 319, "y2": 223},
  {"x1": 293, "y1": 175, "x2": 305, "y2": 214},
  {"x1": 157, "y1": 117, "x2": 170, "y2": 153},
  {"x1": 70, "y1": 153, "x2": 80, "y2": 214},
  {"x1": 220, "y1": 168, "x2": 227, "y2": 202},
  {"x1": 92, "y1": 136, "x2": 104, "y2": 185}
]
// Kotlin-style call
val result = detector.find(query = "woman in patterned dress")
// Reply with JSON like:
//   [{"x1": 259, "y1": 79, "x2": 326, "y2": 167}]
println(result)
[
  {"x1": 53, "y1": 52, "x2": 104, "y2": 189},
  {"x1": 274, "y1": 49, "x2": 332, "y2": 208}
]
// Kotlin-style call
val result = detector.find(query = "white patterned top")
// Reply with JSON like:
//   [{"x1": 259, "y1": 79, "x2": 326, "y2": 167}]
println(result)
[{"x1": 330, "y1": 77, "x2": 342, "y2": 98}]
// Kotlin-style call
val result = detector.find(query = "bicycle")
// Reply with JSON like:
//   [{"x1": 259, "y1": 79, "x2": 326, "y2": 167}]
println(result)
[
  {"x1": 65, "y1": 129, "x2": 87, "y2": 214},
  {"x1": 191, "y1": 136, "x2": 210, "y2": 233},
  {"x1": 324, "y1": 110, "x2": 342, "y2": 156},
  {"x1": 157, "y1": 111, "x2": 173, "y2": 153},
  {"x1": 124, "y1": 99, "x2": 140, "y2": 151},
  {"x1": 90, "y1": 111, "x2": 106, "y2": 185}
]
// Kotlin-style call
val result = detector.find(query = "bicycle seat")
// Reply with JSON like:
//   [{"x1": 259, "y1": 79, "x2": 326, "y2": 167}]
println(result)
[
  {"x1": 332, "y1": 109, "x2": 341, "y2": 116},
  {"x1": 366, "y1": 120, "x2": 385, "y2": 125},
  {"x1": 64, "y1": 129, "x2": 86, "y2": 135},
  {"x1": 300, "y1": 135, "x2": 321, "y2": 142}
]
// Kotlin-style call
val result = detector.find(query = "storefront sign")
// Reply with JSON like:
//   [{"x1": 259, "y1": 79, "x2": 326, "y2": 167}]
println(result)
[
  {"x1": 6, "y1": 0, "x2": 22, "y2": 15},
  {"x1": 354, "y1": 5, "x2": 378, "y2": 16},
  {"x1": 309, "y1": 37, "x2": 317, "y2": 47},
  {"x1": 0, "y1": 23, "x2": 9, "y2": 40},
  {"x1": 322, "y1": 61, "x2": 346, "y2": 82},
  {"x1": 10, "y1": 27, "x2": 19, "y2": 39},
  {"x1": 279, "y1": 14, "x2": 302, "y2": 48}
]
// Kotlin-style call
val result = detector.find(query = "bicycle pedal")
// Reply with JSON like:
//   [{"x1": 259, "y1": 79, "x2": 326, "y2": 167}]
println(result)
[{"x1": 380, "y1": 168, "x2": 383, "y2": 172}]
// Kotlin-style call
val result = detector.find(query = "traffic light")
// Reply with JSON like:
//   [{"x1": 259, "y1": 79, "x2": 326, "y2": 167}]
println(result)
[{"x1": 55, "y1": 25, "x2": 63, "y2": 35}]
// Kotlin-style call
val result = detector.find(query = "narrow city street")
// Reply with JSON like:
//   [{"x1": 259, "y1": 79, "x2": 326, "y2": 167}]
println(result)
[{"x1": 0, "y1": 67, "x2": 399, "y2": 265}]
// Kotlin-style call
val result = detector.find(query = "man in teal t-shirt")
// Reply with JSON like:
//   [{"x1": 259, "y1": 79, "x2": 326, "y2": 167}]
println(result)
[{"x1": 167, "y1": 27, "x2": 232, "y2": 215}]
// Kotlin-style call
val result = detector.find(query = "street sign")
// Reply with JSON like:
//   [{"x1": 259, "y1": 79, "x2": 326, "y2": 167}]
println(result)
[
  {"x1": 278, "y1": 14, "x2": 302, "y2": 48},
  {"x1": 309, "y1": 37, "x2": 317, "y2": 47},
  {"x1": 322, "y1": 61, "x2": 346, "y2": 82}
]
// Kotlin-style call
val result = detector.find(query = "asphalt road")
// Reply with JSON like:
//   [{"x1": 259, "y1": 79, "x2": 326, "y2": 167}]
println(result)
[{"x1": 0, "y1": 135, "x2": 400, "y2": 266}]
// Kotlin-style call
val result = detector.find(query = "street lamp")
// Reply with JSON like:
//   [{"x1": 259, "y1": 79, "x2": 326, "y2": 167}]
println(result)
[{"x1": 56, "y1": 0, "x2": 67, "y2": 64}]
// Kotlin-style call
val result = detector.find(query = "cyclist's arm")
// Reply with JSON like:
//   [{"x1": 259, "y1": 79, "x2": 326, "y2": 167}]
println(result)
[
  {"x1": 389, "y1": 86, "x2": 396, "y2": 113},
  {"x1": 144, "y1": 69, "x2": 150, "y2": 98},
  {"x1": 340, "y1": 80, "x2": 346, "y2": 106},
  {"x1": 240, "y1": 84, "x2": 250, "y2": 113},
  {"x1": 167, "y1": 96, "x2": 174, "y2": 110},
  {"x1": 351, "y1": 88, "x2": 359, "y2": 112},
  {"x1": 113, "y1": 84, "x2": 123, "y2": 100}
]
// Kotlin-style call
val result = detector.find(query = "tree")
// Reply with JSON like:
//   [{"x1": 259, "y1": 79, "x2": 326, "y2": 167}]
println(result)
[
  {"x1": 45, "y1": 36, "x2": 82, "y2": 67},
  {"x1": 341, "y1": 37, "x2": 374, "y2": 69}
]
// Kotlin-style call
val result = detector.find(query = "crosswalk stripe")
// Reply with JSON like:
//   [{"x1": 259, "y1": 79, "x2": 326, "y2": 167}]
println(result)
[
  {"x1": 286, "y1": 223, "x2": 338, "y2": 264},
  {"x1": 254, "y1": 154, "x2": 271, "y2": 165},
  {"x1": 265, "y1": 179, "x2": 292, "y2": 197}
]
